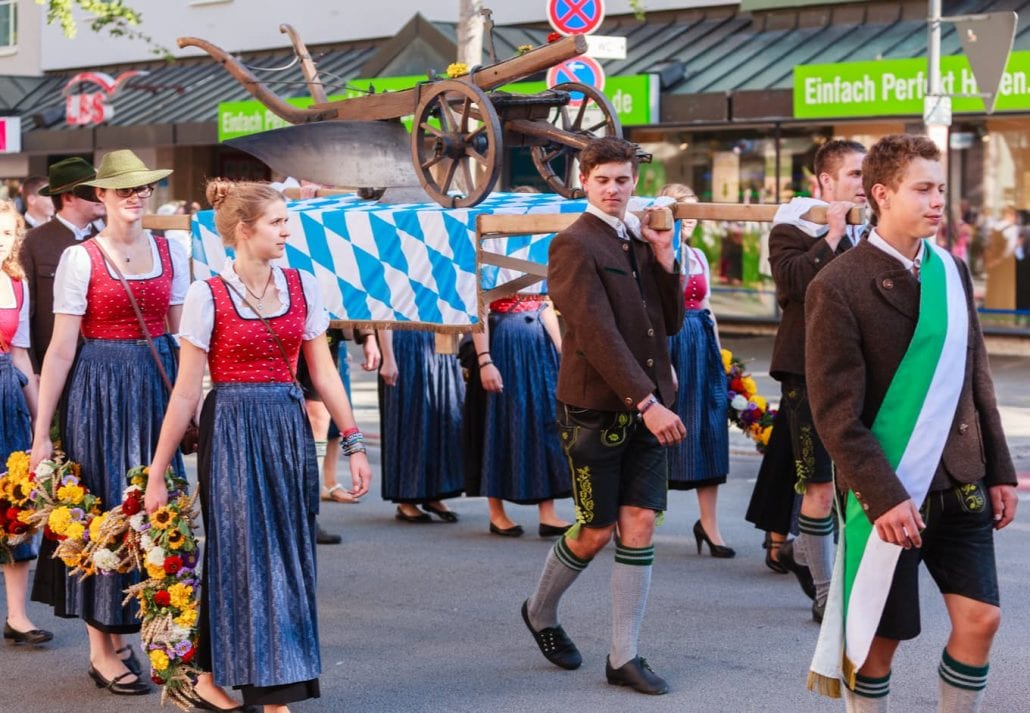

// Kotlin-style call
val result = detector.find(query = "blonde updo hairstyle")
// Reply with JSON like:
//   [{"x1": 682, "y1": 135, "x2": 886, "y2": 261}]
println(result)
[
  {"x1": 205, "y1": 179, "x2": 285, "y2": 248},
  {"x1": 0, "y1": 200, "x2": 27, "y2": 280},
  {"x1": 658, "y1": 182, "x2": 697, "y2": 204}
]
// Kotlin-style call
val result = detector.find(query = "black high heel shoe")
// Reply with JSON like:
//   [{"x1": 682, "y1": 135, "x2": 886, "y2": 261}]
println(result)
[
  {"x1": 693, "y1": 520, "x2": 735, "y2": 558},
  {"x1": 764, "y1": 532, "x2": 788, "y2": 574},
  {"x1": 115, "y1": 644, "x2": 142, "y2": 675}
]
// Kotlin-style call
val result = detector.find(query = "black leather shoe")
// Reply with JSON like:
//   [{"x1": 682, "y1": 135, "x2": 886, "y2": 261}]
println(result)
[
  {"x1": 812, "y1": 598, "x2": 826, "y2": 624},
  {"x1": 316, "y1": 525, "x2": 342, "y2": 544},
  {"x1": 87, "y1": 664, "x2": 151, "y2": 695},
  {"x1": 395, "y1": 506, "x2": 432, "y2": 523},
  {"x1": 490, "y1": 522, "x2": 524, "y2": 537},
  {"x1": 115, "y1": 644, "x2": 142, "y2": 676},
  {"x1": 605, "y1": 655, "x2": 669, "y2": 695},
  {"x1": 421, "y1": 503, "x2": 458, "y2": 523},
  {"x1": 184, "y1": 689, "x2": 259, "y2": 712},
  {"x1": 3, "y1": 621, "x2": 53, "y2": 645},
  {"x1": 520, "y1": 600, "x2": 582, "y2": 670},
  {"x1": 538, "y1": 523, "x2": 571, "y2": 538},
  {"x1": 779, "y1": 539, "x2": 816, "y2": 601}
]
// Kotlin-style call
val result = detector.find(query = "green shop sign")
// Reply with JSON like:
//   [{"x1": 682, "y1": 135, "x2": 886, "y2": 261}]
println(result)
[
  {"x1": 794, "y1": 51, "x2": 1030, "y2": 119},
  {"x1": 218, "y1": 74, "x2": 659, "y2": 142}
]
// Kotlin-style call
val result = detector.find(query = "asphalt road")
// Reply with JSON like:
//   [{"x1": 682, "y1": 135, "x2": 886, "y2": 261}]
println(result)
[{"x1": 3, "y1": 335, "x2": 1029, "y2": 713}]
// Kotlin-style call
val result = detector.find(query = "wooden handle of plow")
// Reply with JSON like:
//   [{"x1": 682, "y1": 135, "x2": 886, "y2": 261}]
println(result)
[{"x1": 143, "y1": 215, "x2": 191, "y2": 231}]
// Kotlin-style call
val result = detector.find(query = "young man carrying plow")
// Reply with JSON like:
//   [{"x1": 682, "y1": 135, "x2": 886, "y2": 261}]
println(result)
[
  {"x1": 520, "y1": 136, "x2": 686, "y2": 695},
  {"x1": 805, "y1": 134, "x2": 1018, "y2": 712}
]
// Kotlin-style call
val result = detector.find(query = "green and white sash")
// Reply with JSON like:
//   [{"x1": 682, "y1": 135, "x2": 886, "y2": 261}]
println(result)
[{"x1": 809, "y1": 239, "x2": 969, "y2": 697}]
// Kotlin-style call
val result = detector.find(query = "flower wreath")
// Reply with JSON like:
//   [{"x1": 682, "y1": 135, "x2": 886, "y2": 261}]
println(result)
[
  {"x1": 1, "y1": 452, "x2": 201, "y2": 709},
  {"x1": 721, "y1": 349, "x2": 776, "y2": 452}
]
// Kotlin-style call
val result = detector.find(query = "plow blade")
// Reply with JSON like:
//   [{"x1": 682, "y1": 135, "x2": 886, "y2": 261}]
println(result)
[{"x1": 226, "y1": 121, "x2": 416, "y2": 188}]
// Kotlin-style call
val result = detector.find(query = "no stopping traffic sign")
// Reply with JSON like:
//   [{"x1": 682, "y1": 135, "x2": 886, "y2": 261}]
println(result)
[{"x1": 547, "y1": 0, "x2": 606, "y2": 36}]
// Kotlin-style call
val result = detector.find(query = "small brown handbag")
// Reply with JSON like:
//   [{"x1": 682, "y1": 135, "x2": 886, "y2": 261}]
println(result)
[{"x1": 90, "y1": 238, "x2": 200, "y2": 455}]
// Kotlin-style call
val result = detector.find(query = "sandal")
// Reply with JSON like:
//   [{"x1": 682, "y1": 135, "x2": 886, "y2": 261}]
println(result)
[{"x1": 320, "y1": 484, "x2": 361, "y2": 504}]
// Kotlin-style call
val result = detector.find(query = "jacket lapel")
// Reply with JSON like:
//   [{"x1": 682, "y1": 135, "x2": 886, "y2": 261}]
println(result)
[{"x1": 873, "y1": 268, "x2": 919, "y2": 321}]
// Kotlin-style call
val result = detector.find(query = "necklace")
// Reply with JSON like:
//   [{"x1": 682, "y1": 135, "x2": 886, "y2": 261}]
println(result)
[{"x1": 242, "y1": 270, "x2": 274, "y2": 311}]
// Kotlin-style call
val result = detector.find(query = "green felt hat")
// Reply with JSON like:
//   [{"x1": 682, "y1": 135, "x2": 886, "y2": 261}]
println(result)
[
  {"x1": 81, "y1": 150, "x2": 172, "y2": 190},
  {"x1": 39, "y1": 157, "x2": 97, "y2": 196}
]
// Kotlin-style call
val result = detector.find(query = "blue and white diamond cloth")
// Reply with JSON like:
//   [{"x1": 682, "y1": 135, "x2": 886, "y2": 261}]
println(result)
[{"x1": 191, "y1": 192, "x2": 665, "y2": 329}]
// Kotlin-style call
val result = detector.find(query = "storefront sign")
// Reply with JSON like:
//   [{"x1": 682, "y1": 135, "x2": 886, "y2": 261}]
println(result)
[
  {"x1": 218, "y1": 73, "x2": 658, "y2": 142},
  {"x1": 793, "y1": 51, "x2": 1030, "y2": 119},
  {"x1": 0, "y1": 116, "x2": 20, "y2": 153},
  {"x1": 63, "y1": 71, "x2": 147, "y2": 127}
]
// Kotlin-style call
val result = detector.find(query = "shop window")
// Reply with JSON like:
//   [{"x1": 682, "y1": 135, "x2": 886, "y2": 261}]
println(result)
[{"x1": 0, "y1": 0, "x2": 16, "y2": 50}]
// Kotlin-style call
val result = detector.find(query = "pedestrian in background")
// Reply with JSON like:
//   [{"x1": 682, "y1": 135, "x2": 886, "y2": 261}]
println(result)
[
  {"x1": 0, "y1": 201, "x2": 51, "y2": 647},
  {"x1": 378, "y1": 329, "x2": 464, "y2": 523},
  {"x1": 146, "y1": 179, "x2": 371, "y2": 713},
  {"x1": 659, "y1": 183, "x2": 733, "y2": 558}
]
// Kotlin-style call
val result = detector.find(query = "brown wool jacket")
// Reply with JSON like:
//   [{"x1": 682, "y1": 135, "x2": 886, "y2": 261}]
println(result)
[
  {"x1": 805, "y1": 240, "x2": 1016, "y2": 522},
  {"x1": 548, "y1": 212, "x2": 684, "y2": 412},
  {"x1": 19, "y1": 218, "x2": 82, "y2": 371},
  {"x1": 769, "y1": 223, "x2": 853, "y2": 381}
]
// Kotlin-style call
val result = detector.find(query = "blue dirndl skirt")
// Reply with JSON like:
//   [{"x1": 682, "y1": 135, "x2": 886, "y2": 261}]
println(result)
[
  {"x1": 379, "y1": 330, "x2": 465, "y2": 503},
  {"x1": 198, "y1": 382, "x2": 321, "y2": 694},
  {"x1": 481, "y1": 308, "x2": 571, "y2": 503},
  {"x1": 0, "y1": 352, "x2": 36, "y2": 562},
  {"x1": 62, "y1": 336, "x2": 185, "y2": 629},
  {"x1": 667, "y1": 310, "x2": 729, "y2": 489}
]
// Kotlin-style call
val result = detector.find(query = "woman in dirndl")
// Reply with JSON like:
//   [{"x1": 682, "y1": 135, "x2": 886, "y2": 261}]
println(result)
[
  {"x1": 146, "y1": 179, "x2": 371, "y2": 713},
  {"x1": 464, "y1": 291, "x2": 572, "y2": 538},
  {"x1": 661, "y1": 184, "x2": 733, "y2": 558},
  {"x1": 29, "y1": 151, "x2": 188, "y2": 695},
  {"x1": 378, "y1": 329, "x2": 464, "y2": 522},
  {"x1": 0, "y1": 200, "x2": 51, "y2": 646}
]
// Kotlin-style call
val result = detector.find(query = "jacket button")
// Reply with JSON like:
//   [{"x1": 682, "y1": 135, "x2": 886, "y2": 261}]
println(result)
[
  {"x1": 882, "y1": 278, "x2": 894, "y2": 289},
  {"x1": 624, "y1": 397, "x2": 633, "y2": 405},
  {"x1": 958, "y1": 423, "x2": 969, "y2": 434},
  {"x1": 645, "y1": 358, "x2": 654, "y2": 367},
  {"x1": 855, "y1": 491, "x2": 862, "y2": 499},
  {"x1": 622, "y1": 244, "x2": 629, "y2": 252},
  {"x1": 647, "y1": 328, "x2": 654, "y2": 337},
  {"x1": 862, "y1": 503, "x2": 869, "y2": 510}
]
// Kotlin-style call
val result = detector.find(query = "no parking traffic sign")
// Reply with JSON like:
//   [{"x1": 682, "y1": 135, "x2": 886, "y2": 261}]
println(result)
[
  {"x1": 547, "y1": 0, "x2": 606, "y2": 36},
  {"x1": 546, "y1": 56, "x2": 606, "y2": 107}
]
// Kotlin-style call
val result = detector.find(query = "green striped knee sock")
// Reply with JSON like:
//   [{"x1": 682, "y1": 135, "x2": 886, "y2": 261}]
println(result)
[
  {"x1": 609, "y1": 540, "x2": 655, "y2": 669},
  {"x1": 797, "y1": 513, "x2": 834, "y2": 604},
  {"x1": 527, "y1": 537, "x2": 591, "y2": 630},
  {"x1": 938, "y1": 649, "x2": 988, "y2": 713},
  {"x1": 844, "y1": 672, "x2": 890, "y2": 713}
]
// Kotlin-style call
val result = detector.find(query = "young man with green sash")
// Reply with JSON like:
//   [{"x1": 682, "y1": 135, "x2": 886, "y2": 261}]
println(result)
[{"x1": 805, "y1": 134, "x2": 1018, "y2": 712}]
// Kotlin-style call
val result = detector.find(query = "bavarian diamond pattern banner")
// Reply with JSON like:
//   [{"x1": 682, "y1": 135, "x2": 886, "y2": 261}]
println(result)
[{"x1": 191, "y1": 192, "x2": 661, "y2": 328}]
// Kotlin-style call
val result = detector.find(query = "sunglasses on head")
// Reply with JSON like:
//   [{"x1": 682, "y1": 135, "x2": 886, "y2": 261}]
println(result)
[{"x1": 114, "y1": 184, "x2": 155, "y2": 198}]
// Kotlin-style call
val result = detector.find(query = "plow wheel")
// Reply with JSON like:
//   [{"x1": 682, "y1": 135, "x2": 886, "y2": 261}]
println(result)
[
  {"x1": 412, "y1": 80, "x2": 502, "y2": 208},
  {"x1": 530, "y1": 82, "x2": 621, "y2": 198}
]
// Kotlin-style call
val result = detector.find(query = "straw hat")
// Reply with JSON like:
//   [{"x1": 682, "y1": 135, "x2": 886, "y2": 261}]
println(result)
[
  {"x1": 39, "y1": 157, "x2": 97, "y2": 196},
  {"x1": 81, "y1": 150, "x2": 172, "y2": 190}
]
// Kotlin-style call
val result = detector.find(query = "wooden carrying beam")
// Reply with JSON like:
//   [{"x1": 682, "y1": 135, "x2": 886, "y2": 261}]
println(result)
[
  {"x1": 143, "y1": 215, "x2": 191, "y2": 231},
  {"x1": 478, "y1": 203, "x2": 865, "y2": 236}
]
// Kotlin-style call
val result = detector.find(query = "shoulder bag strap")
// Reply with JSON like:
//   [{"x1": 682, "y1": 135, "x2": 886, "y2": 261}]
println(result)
[
  {"x1": 89, "y1": 238, "x2": 175, "y2": 396},
  {"x1": 217, "y1": 274, "x2": 302, "y2": 387}
]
